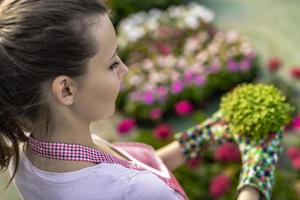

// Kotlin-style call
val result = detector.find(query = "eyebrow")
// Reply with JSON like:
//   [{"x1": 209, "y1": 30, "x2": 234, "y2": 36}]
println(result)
[{"x1": 110, "y1": 46, "x2": 118, "y2": 60}]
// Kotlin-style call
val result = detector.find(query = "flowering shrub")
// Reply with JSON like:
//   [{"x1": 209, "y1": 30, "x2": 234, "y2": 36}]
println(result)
[{"x1": 116, "y1": 3, "x2": 258, "y2": 122}]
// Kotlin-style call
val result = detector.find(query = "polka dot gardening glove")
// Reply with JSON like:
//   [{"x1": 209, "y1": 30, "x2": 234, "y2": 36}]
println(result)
[
  {"x1": 234, "y1": 129, "x2": 284, "y2": 200},
  {"x1": 174, "y1": 111, "x2": 232, "y2": 161}
]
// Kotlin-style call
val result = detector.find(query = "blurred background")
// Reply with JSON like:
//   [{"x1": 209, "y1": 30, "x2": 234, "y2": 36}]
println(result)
[{"x1": 1, "y1": 0, "x2": 300, "y2": 199}]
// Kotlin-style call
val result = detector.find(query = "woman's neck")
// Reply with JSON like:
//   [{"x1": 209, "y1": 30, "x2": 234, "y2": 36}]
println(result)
[{"x1": 30, "y1": 118, "x2": 97, "y2": 149}]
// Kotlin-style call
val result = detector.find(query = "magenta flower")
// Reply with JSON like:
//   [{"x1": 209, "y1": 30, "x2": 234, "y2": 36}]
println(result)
[
  {"x1": 171, "y1": 80, "x2": 184, "y2": 94},
  {"x1": 214, "y1": 142, "x2": 241, "y2": 162},
  {"x1": 292, "y1": 116, "x2": 300, "y2": 130},
  {"x1": 117, "y1": 118, "x2": 136, "y2": 135},
  {"x1": 227, "y1": 59, "x2": 239, "y2": 72},
  {"x1": 193, "y1": 75, "x2": 206, "y2": 86},
  {"x1": 209, "y1": 174, "x2": 231, "y2": 198},
  {"x1": 143, "y1": 91, "x2": 154, "y2": 105},
  {"x1": 174, "y1": 100, "x2": 194, "y2": 116},
  {"x1": 149, "y1": 108, "x2": 162, "y2": 120},
  {"x1": 153, "y1": 124, "x2": 172, "y2": 139}
]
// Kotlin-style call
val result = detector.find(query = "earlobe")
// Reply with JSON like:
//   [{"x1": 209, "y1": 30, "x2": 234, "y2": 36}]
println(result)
[{"x1": 51, "y1": 76, "x2": 76, "y2": 106}]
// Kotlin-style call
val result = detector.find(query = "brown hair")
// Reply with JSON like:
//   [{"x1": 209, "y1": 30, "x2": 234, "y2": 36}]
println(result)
[{"x1": 0, "y1": 0, "x2": 107, "y2": 188}]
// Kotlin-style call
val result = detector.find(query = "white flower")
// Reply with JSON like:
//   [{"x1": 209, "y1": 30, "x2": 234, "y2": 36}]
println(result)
[
  {"x1": 170, "y1": 71, "x2": 181, "y2": 81},
  {"x1": 168, "y1": 5, "x2": 186, "y2": 18},
  {"x1": 226, "y1": 31, "x2": 239, "y2": 44},
  {"x1": 164, "y1": 55, "x2": 177, "y2": 67},
  {"x1": 149, "y1": 9, "x2": 163, "y2": 19},
  {"x1": 184, "y1": 15, "x2": 199, "y2": 29},
  {"x1": 129, "y1": 75, "x2": 143, "y2": 86},
  {"x1": 143, "y1": 59, "x2": 154, "y2": 70},
  {"x1": 176, "y1": 57, "x2": 188, "y2": 69}
]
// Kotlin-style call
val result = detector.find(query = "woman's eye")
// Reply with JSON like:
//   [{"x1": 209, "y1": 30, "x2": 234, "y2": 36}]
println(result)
[{"x1": 109, "y1": 61, "x2": 120, "y2": 70}]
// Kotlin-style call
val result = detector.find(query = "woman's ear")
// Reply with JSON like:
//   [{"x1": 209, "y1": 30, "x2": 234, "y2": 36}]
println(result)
[{"x1": 51, "y1": 75, "x2": 78, "y2": 106}]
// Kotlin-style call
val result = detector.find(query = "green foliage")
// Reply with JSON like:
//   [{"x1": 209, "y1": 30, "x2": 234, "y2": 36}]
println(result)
[
  {"x1": 107, "y1": 0, "x2": 185, "y2": 25},
  {"x1": 220, "y1": 83, "x2": 295, "y2": 139}
]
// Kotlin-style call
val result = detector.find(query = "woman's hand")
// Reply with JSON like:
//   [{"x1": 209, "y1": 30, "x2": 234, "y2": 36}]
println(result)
[
  {"x1": 174, "y1": 111, "x2": 232, "y2": 160},
  {"x1": 234, "y1": 129, "x2": 283, "y2": 200}
]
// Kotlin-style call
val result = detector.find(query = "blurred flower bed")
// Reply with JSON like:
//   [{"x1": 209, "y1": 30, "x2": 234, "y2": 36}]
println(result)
[
  {"x1": 110, "y1": 2, "x2": 300, "y2": 200},
  {"x1": 107, "y1": 0, "x2": 185, "y2": 25},
  {"x1": 116, "y1": 3, "x2": 258, "y2": 124}
]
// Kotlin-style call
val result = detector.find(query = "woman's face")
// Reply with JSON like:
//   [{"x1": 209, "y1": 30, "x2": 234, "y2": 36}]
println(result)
[{"x1": 73, "y1": 14, "x2": 128, "y2": 122}]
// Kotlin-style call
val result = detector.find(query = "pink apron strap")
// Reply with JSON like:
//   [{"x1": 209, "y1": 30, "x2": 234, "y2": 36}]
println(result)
[{"x1": 113, "y1": 142, "x2": 188, "y2": 200}]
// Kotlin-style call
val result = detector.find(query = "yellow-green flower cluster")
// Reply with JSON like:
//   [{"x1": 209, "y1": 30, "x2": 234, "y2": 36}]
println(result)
[{"x1": 220, "y1": 83, "x2": 294, "y2": 139}]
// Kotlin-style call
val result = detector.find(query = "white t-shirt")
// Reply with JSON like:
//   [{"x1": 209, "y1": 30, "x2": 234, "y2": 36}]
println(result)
[{"x1": 12, "y1": 150, "x2": 183, "y2": 200}]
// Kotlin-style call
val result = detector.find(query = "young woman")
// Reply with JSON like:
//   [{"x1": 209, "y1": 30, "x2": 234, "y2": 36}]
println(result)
[{"x1": 0, "y1": 0, "x2": 281, "y2": 199}]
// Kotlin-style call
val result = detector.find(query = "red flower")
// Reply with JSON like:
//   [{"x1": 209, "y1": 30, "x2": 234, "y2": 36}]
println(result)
[
  {"x1": 267, "y1": 57, "x2": 281, "y2": 72},
  {"x1": 117, "y1": 118, "x2": 136, "y2": 135},
  {"x1": 292, "y1": 157, "x2": 300, "y2": 170},
  {"x1": 292, "y1": 116, "x2": 300, "y2": 130},
  {"x1": 153, "y1": 124, "x2": 172, "y2": 139},
  {"x1": 187, "y1": 157, "x2": 202, "y2": 168},
  {"x1": 174, "y1": 100, "x2": 194, "y2": 116},
  {"x1": 209, "y1": 174, "x2": 231, "y2": 198},
  {"x1": 287, "y1": 147, "x2": 300, "y2": 160},
  {"x1": 149, "y1": 108, "x2": 162, "y2": 120},
  {"x1": 155, "y1": 43, "x2": 171, "y2": 56},
  {"x1": 291, "y1": 67, "x2": 300, "y2": 79},
  {"x1": 214, "y1": 142, "x2": 241, "y2": 162}
]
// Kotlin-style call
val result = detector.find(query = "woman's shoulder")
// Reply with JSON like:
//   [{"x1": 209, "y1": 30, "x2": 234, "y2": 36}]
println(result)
[{"x1": 123, "y1": 171, "x2": 183, "y2": 200}]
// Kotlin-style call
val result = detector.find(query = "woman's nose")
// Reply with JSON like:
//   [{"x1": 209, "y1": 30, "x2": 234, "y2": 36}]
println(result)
[{"x1": 118, "y1": 60, "x2": 128, "y2": 79}]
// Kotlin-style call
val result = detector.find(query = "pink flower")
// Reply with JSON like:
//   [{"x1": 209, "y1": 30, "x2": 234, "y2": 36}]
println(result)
[
  {"x1": 214, "y1": 142, "x2": 241, "y2": 162},
  {"x1": 291, "y1": 67, "x2": 300, "y2": 79},
  {"x1": 292, "y1": 157, "x2": 300, "y2": 170},
  {"x1": 268, "y1": 57, "x2": 281, "y2": 72},
  {"x1": 292, "y1": 116, "x2": 300, "y2": 130},
  {"x1": 156, "y1": 86, "x2": 169, "y2": 99},
  {"x1": 287, "y1": 147, "x2": 300, "y2": 160},
  {"x1": 246, "y1": 51, "x2": 256, "y2": 60},
  {"x1": 117, "y1": 118, "x2": 136, "y2": 135},
  {"x1": 239, "y1": 59, "x2": 251, "y2": 71},
  {"x1": 149, "y1": 108, "x2": 162, "y2": 120},
  {"x1": 227, "y1": 60, "x2": 239, "y2": 72},
  {"x1": 183, "y1": 71, "x2": 194, "y2": 82},
  {"x1": 129, "y1": 91, "x2": 143, "y2": 102},
  {"x1": 174, "y1": 100, "x2": 194, "y2": 116},
  {"x1": 209, "y1": 174, "x2": 231, "y2": 198},
  {"x1": 143, "y1": 91, "x2": 154, "y2": 105},
  {"x1": 153, "y1": 124, "x2": 172, "y2": 139},
  {"x1": 209, "y1": 63, "x2": 221, "y2": 73},
  {"x1": 171, "y1": 80, "x2": 184, "y2": 94}
]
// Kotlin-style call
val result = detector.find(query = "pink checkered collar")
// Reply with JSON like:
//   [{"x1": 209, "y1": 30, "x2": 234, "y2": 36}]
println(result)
[{"x1": 27, "y1": 136, "x2": 144, "y2": 171}]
